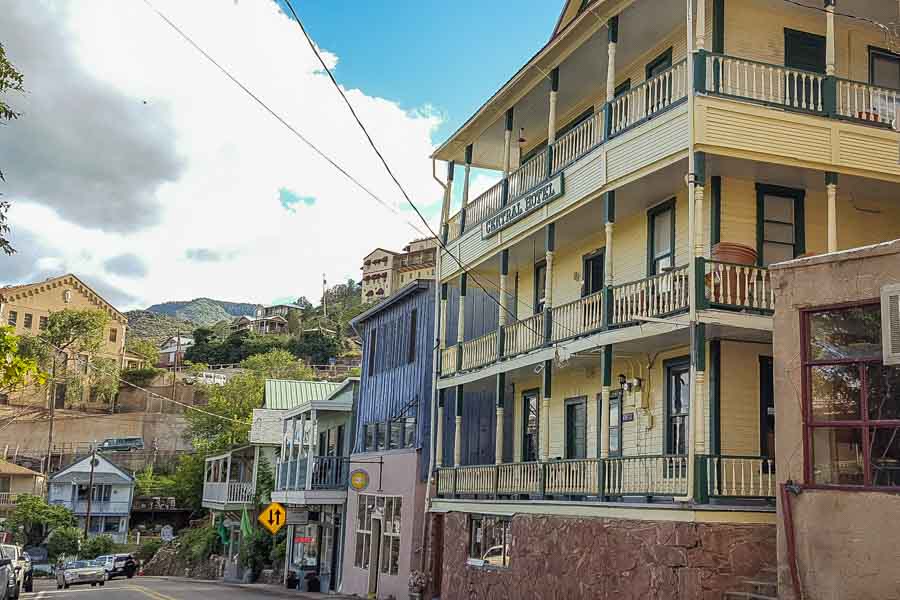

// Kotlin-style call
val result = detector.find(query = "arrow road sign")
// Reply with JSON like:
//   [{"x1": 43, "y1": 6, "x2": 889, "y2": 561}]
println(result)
[{"x1": 258, "y1": 501, "x2": 286, "y2": 535}]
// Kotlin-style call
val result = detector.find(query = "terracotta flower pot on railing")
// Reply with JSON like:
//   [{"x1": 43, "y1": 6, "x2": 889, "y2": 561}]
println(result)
[{"x1": 709, "y1": 243, "x2": 757, "y2": 305}]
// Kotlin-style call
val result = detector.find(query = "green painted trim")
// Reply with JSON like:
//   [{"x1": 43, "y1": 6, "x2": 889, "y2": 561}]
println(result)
[
  {"x1": 460, "y1": 272, "x2": 468, "y2": 296},
  {"x1": 712, "y1": 0, "x2": 725, "y2": 54},
  {"x1": 755, "y1": 183, "x2": 806, "y2": 266},
  {"x1": 441, "y1": 283, "x2": 448, "y2": 301},
  {"x1": 694, "y1": 151, "x2": 706, "y2": 185},
  {"x1": 603, "y1": 190, "x2": 616, "y2": 224},
  {"x1": 823, "y1": 75, "x2": 837, "y2": 116},
  {"x1": 500, "y1": 249, "x2": 510, "y2": 275},
  {"x1": 542, "y1": 360, "x2": 552, "y2": 398},
  {"x1": 543, "y1": 307, "x2": 553, "y2": 346},
  {"x1": 438, "y1": 388, "x2": 445, "y2": 409},
  {"x1": 464, "y1": 144, "x2": 473, "y2": 165},
  {"x1": 825, "y1": 171, "x2": 839, "y2": 186},
  {"x1": 505, "y1": 107, "x2": 514, "y2": 132},
  {"x1": 546, "y1": 222, "x2": 556, "y2": 252},
  {"x1": 694, "y1": 50, "x2": 708, "y2": 92},
  {"x1": 693, "y1": 323, "x2": 707, "y2": 372},
  {"x1": 709, "y1": 340, "x2": 721, "y2": 455},
  {"x1": 608, "y1": 15, "x2": 618, "y2": 44},
  {"x1": 647, "y1": 198, "x2": 677, "y2": 276},
  {"x1": 694, "y1": 455, "x2": 710, "y2": 503},
  {"x1": 662, "y1": 356, "x2": 691, "y2": 455},
  {"x1": 550, "y1": 67, "x2": 559, "y2": 92},
  {"x1": 496, "y1": 373, "x2": 506, "y2": 408},
  {"x1": 447, "y1": 160, "x2": 455, "y2": 181},
  {"x1": 646, "y1": 47, "x2": 673, "y2": 80},
  {"x1": 601, "y1": 346, "x2": 613, "y2": 387},
  {"x1": 695, "y1": 257, "x2": 709, "y2": 310},
  {"x1": 710, "y1": 176, "x2": 722, "y2": 247},
  {"x1": 455, "y1": 384, "x2": 464, "y2": 418}
]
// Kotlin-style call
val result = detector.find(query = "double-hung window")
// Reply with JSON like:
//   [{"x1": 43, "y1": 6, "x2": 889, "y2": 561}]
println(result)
[
  {"x1": 756, "y1": 184, "x2": 805, "y2": 266},
  {"x1": 870, "y1": 47, "x2": 900, "y2": 125},
  {"x1": 468, "y1": 515, "x2": 511, "y2": 568},
  {"x1": 804, "y1": 303, "x2": 900, "y2": 488},
  {"x1": 647, "y1": 199, "x2": 675, "y2": 275}
]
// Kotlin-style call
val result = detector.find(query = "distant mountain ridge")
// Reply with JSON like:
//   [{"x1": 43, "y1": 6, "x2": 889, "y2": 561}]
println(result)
[
  {"x1": 145, "y1": 297, "x2": 261, "y2": 325},
  {"x1": 124, "y1": 310, "x2": 198, "y2": 345}
]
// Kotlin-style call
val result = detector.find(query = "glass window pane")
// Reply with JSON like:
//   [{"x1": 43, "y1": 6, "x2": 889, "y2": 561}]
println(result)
[
  {"x1": 609, "y1": 427, "x2": 620, "y2": 453},
  {"x1": 868, "y1": 365, "x2": 900, "y2": 421},
  {"x1": 392, "y1": 497, "x2": 401, "y2": 531},
  {"x1": 809, "y1": 306, "x2": 882, "y2": 360},
  {"x1": 870, "y1": 427, "x2": 900, "y2": 486},
  {"x1": 404, "y1": 417, "x2": 416, "y2": 447},
  {"x1": 389, "y1": 421, "x2": 401, "y2": 449},
  {"x1": 764, "y1": 195, "x2": 794, "y2": 222},
  {"x1": 390, "y1": 537, "x2": 400, "y2": 574},
  {"x1": 811, "y1": 427, "x2": 864, "y2": 485},
  {"x1": 609, "y1": 401, "x2": 620, "y2": 424},
  {"x1": 872, "y1": 54, "x2": 900, "y2": 90},
  {"x1": 762, "y1": 242, "x2": 794, "y2": 266},
  {"x1": 811, "y1": 365, "x2": 861, "y2": 421},
  {"x1": 653, "y1": 210, "x2": 672, "y2": 256},
  {"x1": 764, "y1": 222, "x2": 794, "y2": 244}
]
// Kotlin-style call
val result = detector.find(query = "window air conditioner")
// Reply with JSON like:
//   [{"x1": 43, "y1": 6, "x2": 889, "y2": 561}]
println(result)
[{"x1": 881, "y1": 283, "x2": 900, "y2": 366}]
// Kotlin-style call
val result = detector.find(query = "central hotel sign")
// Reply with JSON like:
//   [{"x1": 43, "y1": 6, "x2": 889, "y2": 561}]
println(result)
[{"x1": 481, "y1": 174, "x2": 564, "y2": 239}]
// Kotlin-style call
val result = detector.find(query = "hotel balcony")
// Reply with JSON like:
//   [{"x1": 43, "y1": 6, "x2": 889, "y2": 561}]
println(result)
[
  {"x1": 202, "y1": 446, "x2": 256, "y2": 511},
  {"x1": 272, "y1": 454, "x2": 348, "y2": 506}
]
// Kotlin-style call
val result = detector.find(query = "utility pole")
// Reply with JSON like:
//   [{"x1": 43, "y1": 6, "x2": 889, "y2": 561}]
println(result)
[
  {"x1": 322, "y1": 274, "x2": 328, "y2": 319},
  {"x1": 171, "y1": 332, "x2": 181, "y2": 414},
  {"x1": 44, "y1": 350, "x2": 59, "y2": 485},
  {"x1": 83, "y1": 445, "x2": 97, "y2": 539}
]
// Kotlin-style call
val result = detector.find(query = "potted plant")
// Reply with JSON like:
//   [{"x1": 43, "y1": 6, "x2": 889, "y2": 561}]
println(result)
[{"x1": 408, "y1": 569, "x2": 429, "y2": 600}]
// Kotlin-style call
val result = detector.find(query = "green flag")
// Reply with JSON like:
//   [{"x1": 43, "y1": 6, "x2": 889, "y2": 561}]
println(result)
[{"x1": 240, "y1": 506, "x2": 254, "y2": 538}]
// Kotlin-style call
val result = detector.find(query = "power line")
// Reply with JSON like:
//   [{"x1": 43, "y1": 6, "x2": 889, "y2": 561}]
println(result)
[
  {"x1": 140, "y1": 0, "x2": 428, "y2": 239},
  {"x1": 280, "y1": 0, "x2": 577, "y2": 342}
]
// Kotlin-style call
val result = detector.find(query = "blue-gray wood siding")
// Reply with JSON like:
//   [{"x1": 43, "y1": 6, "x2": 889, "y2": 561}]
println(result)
[
  {"x1": 355, "y1": 282, "x2": 435, "y2": 480},
  {"x1": 441, "y1": 380, "x2": 515, "y2": 466},
  {"x1": 444, "y1": 286, "x2": 504, "y2": 345}
]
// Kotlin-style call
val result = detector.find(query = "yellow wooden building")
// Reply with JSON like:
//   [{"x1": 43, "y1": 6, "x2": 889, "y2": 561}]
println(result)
[{"x1": 426, "y1": 1, "x2": 900, "y2": 597}]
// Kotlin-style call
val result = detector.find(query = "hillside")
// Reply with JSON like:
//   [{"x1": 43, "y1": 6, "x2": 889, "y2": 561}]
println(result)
[
  {"x1": 125, "y1": 310, "x2": 197, "y2": 345},
  {"x1": 145, "y1": 297, "x2": 260, "y2": 325}
]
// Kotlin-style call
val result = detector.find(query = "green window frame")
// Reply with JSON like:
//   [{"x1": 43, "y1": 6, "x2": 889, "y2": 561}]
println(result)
[
  {"x1": 646, "y1": 198, "x2": 676, "y2": 276},
  {"x1": 755, "y1": 183, "x2": 805, "y2": 267}
]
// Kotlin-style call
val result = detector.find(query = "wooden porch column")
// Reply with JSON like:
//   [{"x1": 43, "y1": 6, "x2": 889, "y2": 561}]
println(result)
[
  {"x1": 454, "y1": 385, "x2": 464, "y2": 467},
  {"x1": 498, "y1": 250, "x2": 509, "y2": 327},
  {"x1": 441, "y1": 161, "x2": 454, "y2": 244},
  {"x1": 694, "y1": 152, "x2": 707, "y2": 258},
  {"x1": 825, "y1": 0, "x2": 836, "y2": 76},
  {"x1": 696, "y1": 0, "x2": 706, "y2": 51},
  {"x1": 460, "y1": 144, "x2": 473, "y2": 232},
  {"x1": 548, "y1": 68, "x2": 560, "y2": 144},
  {"x1": 457, "y1": 273, "x2": 467, "y2": 346},
  {"x1": 604, "y1": 191, "x2": 615, "y2": 286},
  {"x1": 503, "y1": 108, "x2": 514, "y2": 179},
  {"x1": 540, "y1": 360, "x2": 552, "y2": 461},
  {"x1": 435, "y1": 389, "x2": 444, "y2": 468},
  {"x1": 599, "y1": 345, "x2": 613, "y2": 459},
  {"x1": 294, "y1": 416, "x2": 304, "y2": 487},
  {"x1": 693, "y1": 325, "x2": 707, "y2": 455},
  {"x1": 495, "y1": 373, "x2": 506, "y2": 465},
  {"x1": 305, "y1": 410, "x2": 317, "y2": 490},
  {"x1": 606, "y1": 16, "x2": 618, "y2": 103},
  {"x1": 544, "y1": 224, "x2": 555, "y2": 336},
  {"x1": 439, "y1": 283, "x2": 449, "y2": 350},
  {"x1": 826, "y1": 172, "x2": 839, "y2": 252}
]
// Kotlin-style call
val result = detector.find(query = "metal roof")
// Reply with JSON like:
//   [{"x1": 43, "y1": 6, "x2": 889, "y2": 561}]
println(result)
[{"x1": 264, "y1": 379, "x2": 342, "y2": 410}]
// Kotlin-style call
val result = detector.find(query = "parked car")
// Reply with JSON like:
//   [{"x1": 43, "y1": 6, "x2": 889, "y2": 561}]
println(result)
[
  {"x1": 95, "y1": 553, "x2": 137, "y2": 579},
  {"x1": 0, "y1": 547, "x2": 14, "y2": 600},
  {"x1": 99, "y1": 437, "x2": 144, "y2": 452},
  {"x1": 0, "y1": 545, "x2": 31, "y2": 598},
  {"x1": 56, "y1": 560, "x2": 106, "y2": 589}
]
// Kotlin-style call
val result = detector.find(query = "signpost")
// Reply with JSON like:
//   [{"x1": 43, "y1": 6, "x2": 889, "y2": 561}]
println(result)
[{"x1": 258, "y1": 501, "x2": 287, "y2": 535}]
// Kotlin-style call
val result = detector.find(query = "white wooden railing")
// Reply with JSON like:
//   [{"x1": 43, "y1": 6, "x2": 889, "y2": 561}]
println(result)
[
  {"x1": 465, "y1": 181, "x2": 505, "y2": 230},
  {"x1": 203, "y1": 481, "x2": 253, "y2": 504},
  {"x1": 610, "y1": 265, "x2": 689, "y2": 325},
  {"x1": 454, "y1": 465, "x2": 496, "y2": 495},
  {"x1": 503, "y1": 313, "x2": 544, "y2": 357},
  {"x1": 706, "y1": 54, "x2": 824, "y2": 112},
  {"x1": 837, "y1": 79, "x2": 898, "y2": 128},
  {"x1": 705, "y1": 456, "x2": 776, "y2": 498},
  {"x1": 497, "y1": 462, "x2": 541, "y2": 495},
  {"x1": 445, "y1": 211, "x2": 462, "y2": 242},
  {"x1": 460, "y1": 331, "x2": 497, "y2": 371},
  {"x1": 551, "y1": 113, "x2": 602, "y2": 171},
  {"x1": 508, "y1": 151, "x2": 548, "y2": 199},
  {"x1": 436, "y1": 468, "x2": 456, "y2": 496},
  {"x1": 546, "y1": 459, "x2": 600, "y2": 495},
  {"x1": 0, "y1": 493, "x2": 18, "y2": 505},
  {"x1": 551, "y1": 290, "x2": 604, "y2": 342},
  {"x1": 440, "y1": 345, "x2": 458, "y2": 375},
  {"x1": 605, "y1": 455, "x2": 688, "y2": 496},
  {"x1": 610, "y1": 60, "x2": 688, "y2": 136},
  {"x1": 703, "y1": 260, "x2": 774, "y2": 312}
]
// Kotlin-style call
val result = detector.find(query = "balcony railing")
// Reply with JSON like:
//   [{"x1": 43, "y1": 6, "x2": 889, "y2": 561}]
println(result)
[
  {"x1": 705, "y1": 53, "x2": 824, "y2": 112},
  {"x1": 437, "y1": 454, "x2": 772, "y2": 502},
  {"x1": 700, "y1": 259, "x2": 774, "y2": 313},
  {"x1": 0, "y1": 493, "x2": 19, "y2": 506},
  {"x1": 202, "y1": 481, "x2": 254, "y2": 505},
  {"x1": 610, "y1": 265, "x2": 689, "y2": 326},
  {"x1": 837, "y1": 78, "x2": 898, "y2": 128},
  {"x1": 502, "y1": 312, "x2": 544, "y2": 357},
  {"x1": 460, "y1": 330, "x2": 497, "y2": 371},
  {"x1": 610, "y1": 59, "x2": 688, "y2": 136},
  {"x1": 440, "y1": 345, "x2": 458, "y2": 376},
  {"x1": 508, "y1": 150, "x2": 548, "y2": 199},
  {"x1": 551, "y1": 112, "x2": 602, "y2": 172},
  {"x1": 551, "y1": 290, "x2": 604, "y2": 342},
  {"x1": 703, "y1": 455, "x2": 776, "y2": 498},
  {"x1": 276, "y1": 456, "x2": 348, "y2": 491}
]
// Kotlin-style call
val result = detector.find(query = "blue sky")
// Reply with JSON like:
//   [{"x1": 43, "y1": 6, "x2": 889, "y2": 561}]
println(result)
[{"x1": 277, "y1": 0, "x2": 564, "y2": 141}]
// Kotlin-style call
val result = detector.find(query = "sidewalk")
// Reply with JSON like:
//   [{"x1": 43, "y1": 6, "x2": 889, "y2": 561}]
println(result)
[{"x1": 211, "y1": 579, "x2": 357, "y2": 599}]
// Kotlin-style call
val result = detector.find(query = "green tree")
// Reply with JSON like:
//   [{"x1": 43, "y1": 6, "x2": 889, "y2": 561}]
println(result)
[
  {"x1": 4, "y1": 495, "x2": 76, "y2": 547},
  {"x1": 0, "y1": 326, "x2": 45, "y2": 394},
  {"x1": 168, "y1": 453, "x2": 206, "y2": 514},
  {"x1": 128, "y1": 338, "x2": 159, "y2": 366},
  {"x1": 286, "y1": 309, "x2": 301, "y2": 336},
  {"x1": 47, "y1": 526, "x2": 82, "y2": 561},
  {"x1": 240, "y1": 349, "x2": 314, "y2": 380},
  {"x1": 253, "y1": 457, "x2": 274, "y2": 507},
  {"x1": 0, "y1": 42, "x2": 25, "y2": 256},
  {"x1": 80, "y1": 535, "x2": 115, "y2": 559}
]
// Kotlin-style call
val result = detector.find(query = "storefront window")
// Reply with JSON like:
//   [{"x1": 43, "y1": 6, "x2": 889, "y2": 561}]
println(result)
[
  {"x1": 804, "y1": 303, "x2": 900, "y2": 488},
  {"x1": 354, "y1": 494, "x2": 402, "y2": 574},
  {"x1": 292, "y1": 524, "x2": 319, "y2": 570},
  {"x1": 468, "y1": 515, "x2": 511, "y2": 568},
  {"x1": 380, "y1": 496, "x2": 401, "y2": 575}
]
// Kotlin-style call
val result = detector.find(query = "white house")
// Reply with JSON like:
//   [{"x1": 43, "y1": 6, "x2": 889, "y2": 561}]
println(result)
[
  {"x1": 49, "y1": 455, "x2": 135, "y2": 544},
  {"x1": 157, "y1": 335, "x2": 194, "y2": 368}
]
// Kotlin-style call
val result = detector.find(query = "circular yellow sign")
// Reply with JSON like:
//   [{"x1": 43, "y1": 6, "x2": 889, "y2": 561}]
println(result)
[{"x1": 349, "y1": 469, "x2": 369, "y2": 491}]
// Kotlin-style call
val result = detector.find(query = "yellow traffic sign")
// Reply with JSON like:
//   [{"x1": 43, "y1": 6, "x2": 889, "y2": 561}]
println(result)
[{"x1": 259, "y1": 502, "x2": 286, "y2": 535}]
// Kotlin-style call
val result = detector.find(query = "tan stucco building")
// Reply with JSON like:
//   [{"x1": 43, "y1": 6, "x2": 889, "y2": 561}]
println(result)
[
  {"x1": 361, "y1": 238, "x2": 437, "y2": 304},
  {"x1": 0, "y1": 273, "x2": 129, "y2": 407}
]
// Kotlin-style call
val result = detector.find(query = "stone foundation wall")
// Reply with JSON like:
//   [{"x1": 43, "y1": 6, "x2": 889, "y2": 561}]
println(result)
[{"x1": 438, "y1": 513, "x2": 775, "y2": 600}]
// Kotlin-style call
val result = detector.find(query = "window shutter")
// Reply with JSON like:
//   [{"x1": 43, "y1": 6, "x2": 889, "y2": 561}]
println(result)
[{"x1": 882, "y1": 283, "x2": 900, "y2": 365}]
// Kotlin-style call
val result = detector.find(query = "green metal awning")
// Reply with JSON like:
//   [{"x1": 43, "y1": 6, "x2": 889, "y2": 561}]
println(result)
[{"x1": 264, "y1": 379, "x2": 342, "y2": 411}]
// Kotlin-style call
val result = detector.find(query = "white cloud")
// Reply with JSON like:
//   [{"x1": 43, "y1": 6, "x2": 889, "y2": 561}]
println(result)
[{"x1": 1, "y1": 0, "x2": 445, "y2": 309}]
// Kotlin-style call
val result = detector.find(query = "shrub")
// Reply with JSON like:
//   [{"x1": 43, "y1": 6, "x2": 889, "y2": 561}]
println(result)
[
  {"x1": 121, "y1": 367, "x2": 164, "y2": 387},
  {"x1": 134, "y1": 538, "x2": 164, "y2": 563},
  {"x1": 48, "y1": 527, "x2": 82, "y2": 561},
  {"x1": 80, "y1": 535, "x2": 116, "y2": 559},
  {"x1": 238, "y1": 526, "x2": 272, "y2": 580},
  {"x1": 175, "y1": 526, "x2": 220, "y2": 565}
]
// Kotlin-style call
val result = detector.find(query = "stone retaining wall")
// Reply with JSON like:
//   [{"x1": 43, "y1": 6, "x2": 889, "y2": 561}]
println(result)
[{"x1": 438, "y1": 512, "x2": 775, "y2": 600}]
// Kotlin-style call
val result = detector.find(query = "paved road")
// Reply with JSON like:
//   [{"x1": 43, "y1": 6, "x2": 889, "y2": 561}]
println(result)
[{"x1": 22, "y1": 577, "x2": 345, "y2": 599}]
